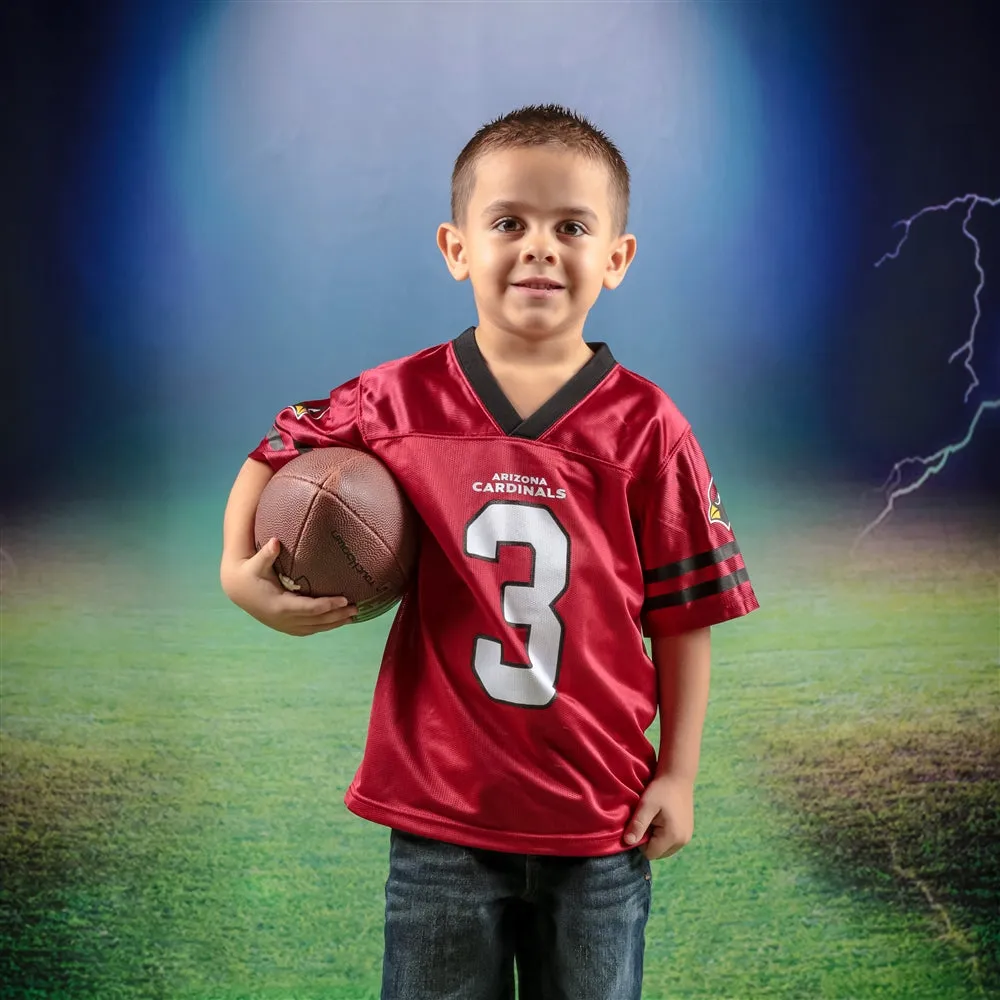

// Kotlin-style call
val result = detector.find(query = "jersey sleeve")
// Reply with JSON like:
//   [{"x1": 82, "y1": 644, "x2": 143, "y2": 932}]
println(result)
[
  {"x1": 636, "y1": 428, "x2": 759, "y2": 637},
  {"x1": 247, "y1": 376, "x2": 367, "y2": 473}
]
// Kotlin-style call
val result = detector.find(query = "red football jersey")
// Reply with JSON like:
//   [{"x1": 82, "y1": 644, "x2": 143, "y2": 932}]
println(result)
[{"x1": 249, "y1": 327, "x2": 759, "y2": 855}]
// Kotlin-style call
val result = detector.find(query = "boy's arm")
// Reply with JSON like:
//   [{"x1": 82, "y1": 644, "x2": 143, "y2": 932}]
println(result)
[
  {"x1": 623, "y1": 626, "x2": 711, "y2": 859},
  {"x1": 651, "y1": 626, "x2": 711, "y2": 782},
  {"x1": 221, "y1": 457, "x2": 277, "y2": 571},
  {"x1": 220, "y1": 458, "x2": 358, "y2": 635}
]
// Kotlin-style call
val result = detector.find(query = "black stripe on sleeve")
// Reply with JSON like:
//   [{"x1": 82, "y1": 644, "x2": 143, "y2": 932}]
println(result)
[
  {"x1": 643, "y1": 540, "x2": 742, "y2": 584},
  {"x1": 642, "y1": 567, "x2": 750, "y2": 612}
]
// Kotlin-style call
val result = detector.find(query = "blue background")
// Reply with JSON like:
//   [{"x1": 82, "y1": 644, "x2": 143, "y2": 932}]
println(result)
[{"x1": 5, "y1": 0, "x2": 996, "y2": 523}]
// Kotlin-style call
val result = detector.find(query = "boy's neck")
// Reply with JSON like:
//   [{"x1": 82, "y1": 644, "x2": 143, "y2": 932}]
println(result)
[
  {"x1": 473, "y1": 323, "x2": 594, "y2": 372},
  {"x1": 472, "y1": 323, "x2": 597, "y2": 421}
]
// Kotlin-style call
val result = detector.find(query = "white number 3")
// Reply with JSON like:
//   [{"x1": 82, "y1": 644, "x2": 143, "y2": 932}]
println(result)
[{"x1": 464, "y1": 502, "x2": 570, "y2": 708}]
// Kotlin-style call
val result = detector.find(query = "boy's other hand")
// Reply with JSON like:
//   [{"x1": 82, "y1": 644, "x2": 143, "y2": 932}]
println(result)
[
  {"x1": 623, "y1": 773, "x2": 695, "y2": 860},
  {"x1": 222, "y1": 537, "x2": 358, "y2": 636}
]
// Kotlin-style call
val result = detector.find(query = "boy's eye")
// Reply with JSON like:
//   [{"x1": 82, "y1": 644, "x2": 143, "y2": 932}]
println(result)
[{"x1": 494, "y1": 218, "x2": 587, "y2": 237}]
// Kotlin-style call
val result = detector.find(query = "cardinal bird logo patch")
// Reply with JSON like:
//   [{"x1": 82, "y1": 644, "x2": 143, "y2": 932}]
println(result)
[
  {"x1": 290, "y1": 403, "x2": 327, "y2": 420},
  {"x1": 706, "y1": 477, "x2": 731, "y2": 531}
]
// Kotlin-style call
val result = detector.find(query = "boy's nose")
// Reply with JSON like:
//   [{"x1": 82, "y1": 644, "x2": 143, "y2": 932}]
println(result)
[{"x1": 520, "y1": 244, "x2": 558, "y2": 264}]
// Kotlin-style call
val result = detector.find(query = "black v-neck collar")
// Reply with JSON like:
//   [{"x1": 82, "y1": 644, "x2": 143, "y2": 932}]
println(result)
[{"x1": 451, "y1": 326, "x2": 617, "y2": 440}]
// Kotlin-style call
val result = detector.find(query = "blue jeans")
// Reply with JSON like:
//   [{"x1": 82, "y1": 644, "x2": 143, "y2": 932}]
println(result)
[{"x1": 381, "y1": 829, "x2": 652, "y2": 1000}]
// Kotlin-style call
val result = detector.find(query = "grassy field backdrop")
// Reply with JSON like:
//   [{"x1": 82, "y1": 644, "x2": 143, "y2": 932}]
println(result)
[{"x1": 1, "y1": 483, "x2": 997, "y2": 999}]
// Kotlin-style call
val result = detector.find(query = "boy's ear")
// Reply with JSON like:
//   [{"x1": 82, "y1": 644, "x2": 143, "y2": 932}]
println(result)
[
  {"x1": 603, "y1": 233, "x2": 638, "y2": 291},
  {"x1": 437, "y1": 223, "x2": 470, "y2": 282}
]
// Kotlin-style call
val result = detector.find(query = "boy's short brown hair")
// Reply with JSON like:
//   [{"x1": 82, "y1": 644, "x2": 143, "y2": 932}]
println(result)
[{"x1": 450, "y1": 103, "x2": 631, "y2": 238}]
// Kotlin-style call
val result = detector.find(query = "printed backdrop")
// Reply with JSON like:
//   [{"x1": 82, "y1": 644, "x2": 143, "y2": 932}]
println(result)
[{"x1": 3, "y1": 2, "x2": 996, "y2": 998}]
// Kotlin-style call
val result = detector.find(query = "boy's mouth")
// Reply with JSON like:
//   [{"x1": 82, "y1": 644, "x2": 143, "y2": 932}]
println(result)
[
  {"x1": 512, "y1": 277, "x2": 564, "y2": 290},
  {"x1": 512, "y1": 282, "x2": 564, "y2": 300}
]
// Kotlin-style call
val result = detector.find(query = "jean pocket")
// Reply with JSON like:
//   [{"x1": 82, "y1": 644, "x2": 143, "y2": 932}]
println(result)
[{"x1": 630, "y1": 846, "x2": 652, "y2": 884}]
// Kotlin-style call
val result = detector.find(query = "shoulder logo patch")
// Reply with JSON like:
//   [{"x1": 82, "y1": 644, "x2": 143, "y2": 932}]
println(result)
[
  {"x1": 290, "y1": 403, "x2": 327, "y2": 420},
  {"x1": 707, "y1": 477, "x2": 731, "y2": 531}
]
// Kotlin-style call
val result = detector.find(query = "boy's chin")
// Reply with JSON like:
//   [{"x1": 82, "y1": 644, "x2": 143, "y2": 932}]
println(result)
[{"x1": 488, "y1": 315, "x2": 584, "y2": 341}]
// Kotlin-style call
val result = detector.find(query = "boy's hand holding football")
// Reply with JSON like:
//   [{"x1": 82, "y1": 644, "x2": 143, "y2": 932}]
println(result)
[
  {"x1": 221, "y1": 458, "x2": 357, "y2": 636},
  {"x1": 222, "y1": 537, "x2": 357, "y2": 637}
]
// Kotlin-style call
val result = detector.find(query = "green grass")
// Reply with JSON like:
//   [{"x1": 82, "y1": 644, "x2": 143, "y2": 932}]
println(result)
[
  {"x1": 744, "y1": 515, "x2": 999, "y2": 997},
  {"x1": 1, "y1": 491, "x2": 997, "y2": 999}
]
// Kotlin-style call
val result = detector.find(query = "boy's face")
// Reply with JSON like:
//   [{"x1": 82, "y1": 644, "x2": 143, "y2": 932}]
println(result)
[{"x1": 438, "y1": 147, "x2": 636, "y2": 346}]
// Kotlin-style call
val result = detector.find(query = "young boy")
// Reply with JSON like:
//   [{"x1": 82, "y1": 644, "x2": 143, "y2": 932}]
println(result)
[{"x1": 221, "y1": 104, "x2": 758, "y2": 999}]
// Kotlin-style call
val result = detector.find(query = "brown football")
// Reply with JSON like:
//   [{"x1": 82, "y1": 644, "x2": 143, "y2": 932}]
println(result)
[{"x1": 254, "y1": 447, "x2": 419, "y2": 622}]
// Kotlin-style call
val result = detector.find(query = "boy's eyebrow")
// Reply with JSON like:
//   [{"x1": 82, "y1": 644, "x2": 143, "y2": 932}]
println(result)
[{"x1": 481, "y1": 200, "x2": 600, "y2": 225}]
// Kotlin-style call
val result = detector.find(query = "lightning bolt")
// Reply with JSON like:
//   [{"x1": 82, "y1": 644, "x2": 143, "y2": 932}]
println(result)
[{"x1": 855, "y1": 194, "x2": 999, "y2": 550}]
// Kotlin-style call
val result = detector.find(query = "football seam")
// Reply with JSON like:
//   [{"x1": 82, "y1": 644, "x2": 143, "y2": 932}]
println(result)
[
  {"x1": 288, "y1": 478, "x2": 326, "y2": 582},
  {"x1": 284, "y1": 475, "x2": 412, "y2": 582},
  {"x1": 326, "y1": 490, "x2": 407, "y2": 583}
]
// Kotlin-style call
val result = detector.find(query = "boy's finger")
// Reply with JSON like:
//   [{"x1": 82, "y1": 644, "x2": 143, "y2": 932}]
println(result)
[
  {"x1": 282, "y1": 599, "x2": 356, "y2": 622},
  {"x1": 295, "y1": 611, "x2": 357, "y2": 634},
  {"x1": 253, "y1": 537, "x2": 281, "y2": 571},
  {"x1": 624, "y1": 799, "x2": 658, "y2": 845},
  {"x1": 276, "y1": 592, "x2": 349, "y2": 614},
  {"x1": 643, "y1": 830, "x2": 674, "y2": 861},
  {"x1": 310, "y1": 606, "x2": 357, "y2": 625},
  {"x1": 302, "y1": 596, "x2": 351, "y2": 615}
]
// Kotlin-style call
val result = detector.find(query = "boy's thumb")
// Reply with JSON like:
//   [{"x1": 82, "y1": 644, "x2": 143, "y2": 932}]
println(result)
[
  {"x1": 256, "y1": 537, "x2": 280, "y2": 567},
  {"x1": 624, "y1": 797, "x2": 656, "y2": 846}
]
